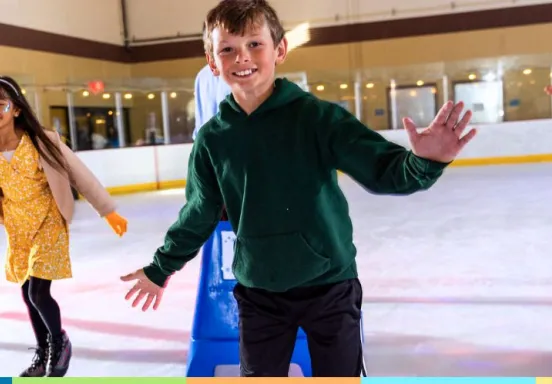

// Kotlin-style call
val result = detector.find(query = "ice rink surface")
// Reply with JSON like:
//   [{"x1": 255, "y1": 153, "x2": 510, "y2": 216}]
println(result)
[{"x1": 1, "y1": 163, "x2": 551, "y2": 377}]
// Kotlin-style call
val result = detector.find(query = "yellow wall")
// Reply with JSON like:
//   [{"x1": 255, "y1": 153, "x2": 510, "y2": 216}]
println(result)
[{"x1": 131, "y1": 23, "x2": 552, "y2": 79}]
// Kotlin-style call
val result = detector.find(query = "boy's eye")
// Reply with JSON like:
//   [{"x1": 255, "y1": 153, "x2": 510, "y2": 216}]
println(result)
[
  {"x1": 220, "y1": 47, "x2": 232, "y2": 53},
  {"x1": 249, "y1": 42, "x2": 260, "y2": 48}
]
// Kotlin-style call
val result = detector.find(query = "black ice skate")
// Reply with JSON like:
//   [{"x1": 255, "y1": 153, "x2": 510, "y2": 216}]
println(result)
[
  {"x1": 19, "y1": 346, "x2": 47, "y2": 377},
  {"x1": 46, "y1": 330, "x2": 72, "y2": 377}
]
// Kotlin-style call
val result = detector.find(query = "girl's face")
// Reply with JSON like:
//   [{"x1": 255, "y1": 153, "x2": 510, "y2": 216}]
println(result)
[{"x1": 0, "y1": 98, "x2": 20, "y2": 128}]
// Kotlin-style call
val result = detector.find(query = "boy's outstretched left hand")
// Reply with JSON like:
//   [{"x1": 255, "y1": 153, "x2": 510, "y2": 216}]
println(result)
[
  {"x1": 121, "y1": 268, "x2": 165, "y2": 311},
  {"x1": 403, "y1": 101, "x2": 476, "y2": 164}
]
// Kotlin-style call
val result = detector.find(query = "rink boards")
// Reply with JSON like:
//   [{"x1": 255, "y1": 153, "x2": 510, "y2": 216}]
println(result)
[
  {"x1": 70, "y1": 118, "x2": 552, "y2": 196},
  {"x1": 3, "y1": 378, "x2": 552, "y2": 383}
]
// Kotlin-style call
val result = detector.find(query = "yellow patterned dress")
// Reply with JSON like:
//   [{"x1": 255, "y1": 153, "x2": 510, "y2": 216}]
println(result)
[{"x1": 0, "y1": 133, "x2": 72, "y2": 285}]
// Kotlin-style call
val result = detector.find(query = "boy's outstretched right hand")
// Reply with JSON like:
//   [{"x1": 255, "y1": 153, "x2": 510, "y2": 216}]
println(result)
[{"x1": 121, "y1": 268, "x2": 165, "y2": 312}]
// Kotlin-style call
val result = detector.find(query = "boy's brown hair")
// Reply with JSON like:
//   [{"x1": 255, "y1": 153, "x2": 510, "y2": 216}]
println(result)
[{"x1": 203, "y1": 0, "x2": 286, "y2": 55}]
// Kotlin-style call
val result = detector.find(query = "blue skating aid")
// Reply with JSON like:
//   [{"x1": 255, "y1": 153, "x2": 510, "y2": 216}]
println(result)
[{"x1": 186, "y1": 221, "x2": 311, "y2": 377}]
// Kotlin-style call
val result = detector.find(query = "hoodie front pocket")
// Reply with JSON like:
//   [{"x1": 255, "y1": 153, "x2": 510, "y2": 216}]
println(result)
[{"x1": 233, "y1": 232, "x2": 331, "y2": 292}]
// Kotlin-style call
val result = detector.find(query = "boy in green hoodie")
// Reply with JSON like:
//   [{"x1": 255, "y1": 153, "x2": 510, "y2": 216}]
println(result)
[{"x1": 121, "y1": 0, "x2": 476, "y2": 377}]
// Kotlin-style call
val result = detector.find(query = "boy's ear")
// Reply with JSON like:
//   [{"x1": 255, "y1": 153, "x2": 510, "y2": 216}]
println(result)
[
  {"x1": 206, "y1": 53, "x2": 220, "y2": 76},
  {"x1": 275, "y1": 37, "x2": 288, "y2": 66}
]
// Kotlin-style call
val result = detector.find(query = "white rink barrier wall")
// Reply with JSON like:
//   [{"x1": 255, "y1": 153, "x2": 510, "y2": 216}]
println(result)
[{"x1": 75, "y1": 119, "x2": 552, "y2": 195}]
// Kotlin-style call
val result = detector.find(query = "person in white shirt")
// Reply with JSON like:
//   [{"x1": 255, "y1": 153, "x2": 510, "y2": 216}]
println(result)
[{"x1": 193, "y1": 64, "x2": 231, "y2": 140}]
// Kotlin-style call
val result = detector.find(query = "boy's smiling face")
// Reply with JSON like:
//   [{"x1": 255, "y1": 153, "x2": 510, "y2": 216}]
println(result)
[{"x1": 207, "y1": 19, "x2": 287, "y2": 97}]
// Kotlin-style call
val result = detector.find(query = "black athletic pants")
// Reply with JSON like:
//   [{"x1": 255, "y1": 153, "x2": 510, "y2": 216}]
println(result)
[
  {"x1": 233, "y1": 278, "x2": 364, "y2": 377},
  {"x1": 21, "y1": 277, "x2": 63, "y2": 348}
]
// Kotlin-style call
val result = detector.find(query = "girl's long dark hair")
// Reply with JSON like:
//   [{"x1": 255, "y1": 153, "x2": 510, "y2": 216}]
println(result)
[{"x1": 0, "y1": 76, "x2": 69, "y2": 174}]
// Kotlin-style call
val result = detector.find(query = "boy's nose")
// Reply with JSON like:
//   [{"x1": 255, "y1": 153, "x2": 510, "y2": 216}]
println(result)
[{"x1": 235, "y1": 50, "x2": 251, "y2": 63}]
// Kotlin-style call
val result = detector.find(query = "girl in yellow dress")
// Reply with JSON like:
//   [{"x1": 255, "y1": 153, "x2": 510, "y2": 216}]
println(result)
[{"x1": 0, "y1": 76, "x2": 128, "y2": 377}]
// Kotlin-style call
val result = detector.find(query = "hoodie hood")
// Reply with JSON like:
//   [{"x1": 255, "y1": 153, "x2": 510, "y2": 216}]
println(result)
[{"x1": 217, "y1": 77, "x2": 308, "y2": 122}]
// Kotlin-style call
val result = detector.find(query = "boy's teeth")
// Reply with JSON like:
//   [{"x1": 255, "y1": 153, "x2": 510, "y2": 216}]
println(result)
[{"x1": 236, "y1": 69, "x2": 253, "y2": 76}]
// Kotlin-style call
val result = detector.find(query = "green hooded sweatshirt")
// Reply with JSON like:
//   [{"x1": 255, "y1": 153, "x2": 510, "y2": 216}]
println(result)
[{"x1": 143, "y1": 78, "x2": 448, "y2": 292}]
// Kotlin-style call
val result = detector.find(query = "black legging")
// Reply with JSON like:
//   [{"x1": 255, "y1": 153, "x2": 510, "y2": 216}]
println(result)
[{"x1": 21, "y1": 277, "x2": 62, "y2": 348}]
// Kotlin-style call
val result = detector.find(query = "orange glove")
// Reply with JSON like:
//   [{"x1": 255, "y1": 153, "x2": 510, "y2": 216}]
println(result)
[{"x1": 105, "y1": 211, "x2": 128, "y2": 237}]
